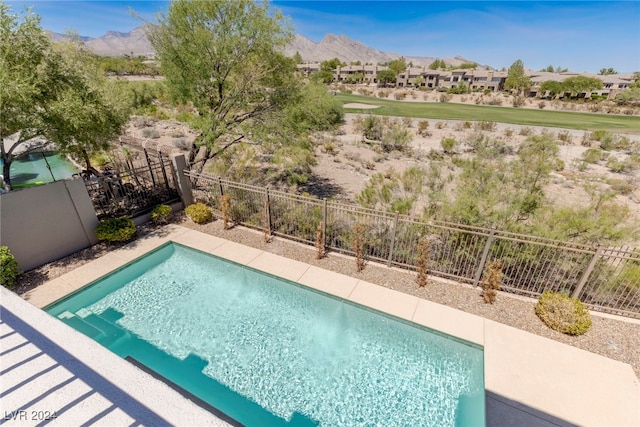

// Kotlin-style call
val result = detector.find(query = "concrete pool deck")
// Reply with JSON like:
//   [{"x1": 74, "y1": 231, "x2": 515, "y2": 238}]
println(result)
[{"x1": 6, "y1": 224, "x2": 640, "y2": 426}]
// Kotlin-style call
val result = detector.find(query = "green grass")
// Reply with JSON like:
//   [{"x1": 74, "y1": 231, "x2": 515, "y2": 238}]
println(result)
[{"x1": 337, "y1": 93, "x2": 640, "y2": 133}]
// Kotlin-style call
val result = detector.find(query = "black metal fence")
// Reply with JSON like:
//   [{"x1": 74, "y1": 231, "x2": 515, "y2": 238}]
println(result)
[
  {"x1": 186, "y1": 170, "x2": 640, "y2": 319},
  {"x1": 84, "y1": 149, "x2": 179, "y2": 219}
]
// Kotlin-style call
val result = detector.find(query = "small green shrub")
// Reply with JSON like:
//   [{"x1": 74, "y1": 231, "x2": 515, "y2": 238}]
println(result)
[
  {"x1": 141, "y1": 128, "x2": 161, "y2": 139},
  {"x1": 440, "y1": 137, "x2": 458, "y2": 153},
  {"x1": 151, "y1": 204, "x2": 173, "y2": 224},
  {"x1": 535, "y1": 291, "x2": 592, "y2": 335},
  {"x1": 185, "y1": 202, "x2": 213, "y2": 224},
  {"x1": 581, "y1": 148, "x2": 607, "y2": 164},
  {"x1": 95, "y1": 218, "x2": 137, "y2": 243},
  {"x1": 0, "y1": 246, "x2": 20, "y2": 290}
]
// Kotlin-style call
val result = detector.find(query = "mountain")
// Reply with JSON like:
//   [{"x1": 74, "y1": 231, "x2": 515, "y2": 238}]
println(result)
[
  {"x1": 85, "y1": 26, "x2": 154, "y2": 57},
  {"x1": 284, "y1": 33, "x2": 473, "y2": 67},
  {"x1": 46, "y1": 27, "x2": 477, "y2": 67}
]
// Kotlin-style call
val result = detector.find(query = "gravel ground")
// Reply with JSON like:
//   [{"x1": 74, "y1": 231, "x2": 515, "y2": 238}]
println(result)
[{"x1": 16, "y1": 213, "x2": 640, "y2": 379}]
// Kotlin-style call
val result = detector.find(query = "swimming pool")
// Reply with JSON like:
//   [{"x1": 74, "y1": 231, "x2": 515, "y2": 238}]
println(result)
[
  {"x1": 0, "y1": 152, "x2": 79, "y2": 187},
  {"x1": 46, "y1": 243, "x2": 485, "y2": 426}
]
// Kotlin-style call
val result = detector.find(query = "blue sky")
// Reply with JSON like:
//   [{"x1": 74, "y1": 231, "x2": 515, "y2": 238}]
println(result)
[{"x1": 7, "y1": 1, "x2": 640, "y2": 73}]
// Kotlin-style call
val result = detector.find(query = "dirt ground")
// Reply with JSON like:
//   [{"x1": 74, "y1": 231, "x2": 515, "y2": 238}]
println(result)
[
  {"x1": 121, "y1": 92, "x2": 640, "y2": 242},
  {"x1": 309, "y1": 99, "x2": 640, "y2": 240}
]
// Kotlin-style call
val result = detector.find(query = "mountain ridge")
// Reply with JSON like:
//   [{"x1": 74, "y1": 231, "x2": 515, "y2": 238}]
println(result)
[{"x1": 46, "y1": 26, "x2": 477, "y2": 68}]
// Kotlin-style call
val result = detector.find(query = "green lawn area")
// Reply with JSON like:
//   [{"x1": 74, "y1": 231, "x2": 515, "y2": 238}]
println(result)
[{"x1": 337, "y1": 93, "x2": 640, "y2": 133}]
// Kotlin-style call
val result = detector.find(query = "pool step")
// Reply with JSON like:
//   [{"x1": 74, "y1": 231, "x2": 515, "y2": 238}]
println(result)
[
  {"x1": 59, "y1": 314, "x2": 102, "y2": 339},
  {"x1": 82, "y1": 314, "x2": 125, "y2": 346}
]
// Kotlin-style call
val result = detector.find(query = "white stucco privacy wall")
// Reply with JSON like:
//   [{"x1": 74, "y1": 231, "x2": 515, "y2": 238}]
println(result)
[{"x1": 0, "y1": 178, "x2": 99, "y2": 271}]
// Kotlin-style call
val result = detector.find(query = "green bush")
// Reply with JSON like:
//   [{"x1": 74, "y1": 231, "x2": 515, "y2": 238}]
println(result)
[
  {"x1": 535, "y1": 291, "x2": 592, "y2": 335},
  {"x1": 185, "y1": 202, "x2": 213, "y2": 224},
  {"x1": 581, "y1": 148, "x2": 607, "y2": 164},
  {"x1": 0, "y1": 246, "x2": 20, "y2": 290},
  {"x1": 151, "y1": 204, "x2": 173, "y2": 224},
  {"x1": 440, "y1": 137, "x2": 458, "y2": 153},
  {"x1": 95, "y1": 218, "x2": 137, "y2": 243}
]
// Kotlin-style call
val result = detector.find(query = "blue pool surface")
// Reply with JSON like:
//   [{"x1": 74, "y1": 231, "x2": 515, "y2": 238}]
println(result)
[{"x1": 46, "y1": 243, "x2": 485, "y2": 426}]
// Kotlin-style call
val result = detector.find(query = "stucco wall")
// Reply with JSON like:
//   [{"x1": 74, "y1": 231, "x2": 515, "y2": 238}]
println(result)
[{"x1": 0, "y1": 178, "x2": 98, "y2": 271}]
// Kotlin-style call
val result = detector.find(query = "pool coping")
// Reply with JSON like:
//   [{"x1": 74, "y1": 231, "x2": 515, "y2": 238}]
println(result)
[{"x1": 17, "y1": 225, "x2": 640, "y2": 426}]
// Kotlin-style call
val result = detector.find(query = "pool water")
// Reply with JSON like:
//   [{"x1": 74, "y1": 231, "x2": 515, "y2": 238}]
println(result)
[
  {"x1": 1, "y1": 152, "x2": 79, "y2": 187},
  {"x1": 46, "y1": 243, "x2": 485, "y2": 426}
]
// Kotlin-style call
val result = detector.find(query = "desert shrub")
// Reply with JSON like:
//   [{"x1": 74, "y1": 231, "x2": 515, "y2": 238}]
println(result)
[
  {"x1": 538, "y1": 101, "x2": 546, "y2": 109},
  {"x1": 362, "y1": 160, "x2": 376, "y2": 170},
  {"x1": 415, "y1": 237, "x2": 430, "y2": 287},
  {"x1": 402, "y1": 116, "x2": 413, "y2": 128},
  {"x1": 535, "y1": 291, "x2": 592, "y2": 335},
  {"x1": 485, "y1": 97, "x2": 502, "y2": 106},
  {"x1": 556, "y1": 131, "x2": 572, "y2": 144},
  {"x1": 474, "y1": 121, "x2": 496, "y2": 132},
  {"x1": 0, "y1": 246, "x2": 20, "y2": 290},
  {"x1": 588, "y1": 130, "x2": 614, "y2": 150},
  {"x1": 185, "y1": 202, "x2": 213, "y2": 224},
  {"x1": 439, "y1": 93, "x2": 452, "y2": 103},
  {"x1": 417, "y1": 120, "x2": 430, "y2": 136},
  {"x1": 321, "y1": 141, "x2": 337, "y2": 155},
  {"x1": 220, "y1": 195, "x2": 232, "y2": 229},
  {"x1": 612, "y1": 136, "x2": 632, "y2": 151},
  {"x1": 381, "y1": 125, "x2": 412, "y2": 152},
  {"x1": 607, "y1": 157, "x2": 626, "y2": 173},
  {"x1": 141, "y1": 128, "x2": 161, "y2": 139},
  {"x1": 363, "y1": 115, "x2": 383, "y2": 140},
  {"x1": 607, "y1": 155, "x2": 640, "y2": 174},
  {"x1": 151, "y1": 204, "x2": 173, "y2": 224},
  {"x1": 440, "y1": 137, "x2": 458, "y2": 153},
  {"x1": 511, "y1": 96, "x2": 525, "y2": 108},
  {"x1": 581, "y1": 148, "x2": 607, "y2": 164},
  {"x1": 95, "y1": 218, "x2": 137, "y2": 243},
  {"x1": 608, "y1": 178, "x2": 636, "y2": 195},
  {"x1": 503, "y1": 128, "x2": 514, "y2": 137},
  {"x1": 481, "y1": 260, "x2": 502, "y2": 304},
  {"x1": 518, "y1": 127, "x2": 533, "y2": 136},
  {"x1": 435, "y1": 121, "x2": 447, "y2": 129},
  {"x1": 352, "y1": 223, "x2": 366, "y2": 272},
  {"x1": 394, "y1": 91, "x2": 407, "y2": 100}
]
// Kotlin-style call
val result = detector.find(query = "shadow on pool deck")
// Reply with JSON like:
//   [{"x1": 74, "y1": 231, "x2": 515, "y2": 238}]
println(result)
[
  {"x1": 486, "y1": 391, "x2": 576, "y2": 427},
  {"x1": 0, "y1": 306, "x2": 172, "y2": 426}
]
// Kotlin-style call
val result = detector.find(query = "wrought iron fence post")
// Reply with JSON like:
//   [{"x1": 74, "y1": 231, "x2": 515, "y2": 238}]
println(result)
[
  {"x1": 217, "y1": 177, "x2": 224, "y2": 197},
  {"x1": 571, "y1": 244, "x2": 603, "y2": 299},
  {"x1": 473, "y1": 227, "x2": 496, "y2": 287},
  {"x1": 387, "y1": 211, "x2": 399, "y2": 267},
  {"x1": 157, "y1": 151, "x2": 171, "y2": 192},
  {"x1": 144, "y1": 149, "x2": 157, "y2": 186},
  {"x1": 264, "y1": 188, "x2": 272, "y2": 234},
  {"x1": 322, "y1": 198, "x2": 328, "y2": 250}
]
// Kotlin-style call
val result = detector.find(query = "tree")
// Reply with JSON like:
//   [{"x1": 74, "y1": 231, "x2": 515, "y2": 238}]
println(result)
[
  {"x1": 429, "y1": 59, "x2": 446, "y2": 70},
  {"x1": 320, "y1": 58, "x2": 343, "y2": 71},
  {"x1": 148, "y1": 0, "x2": 297, "y2": 159},
  {"x1": 376, "y1": 69, "x2": 396, "y2": 87},
  {"x1": 561, "y1": 76, "x2": 603, "y2": 94},
  {"x1": 292, "y1": 51, "x2": 303, "y2": 64},
  {"x1": 539, "y1": 80, "x2": 563, "y2": 97},
  {"x1": 599, "y1": 67, "x2": 617, "y2": 75},
  {"x1": 541, "y1": 65, "x2": 567, "y2": 73},
  {"x1": 413, "y1": 75, "x2": 425, "y2": 88},
  {"x1": 313, "y1": 70, "x2": 334, "y2": 84},
  {"x1": 504, "y1": 59, "x2": 532, "y2": 95},
  {"x1": 0, "y1": 4, "x2": 127, "y2": 190},
  {"x1": 614, "y1": 88, "x2": 640, "y2": 105},
  {"x1": 388, "y1": 57, "x2": 408, "y2": 75}
]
